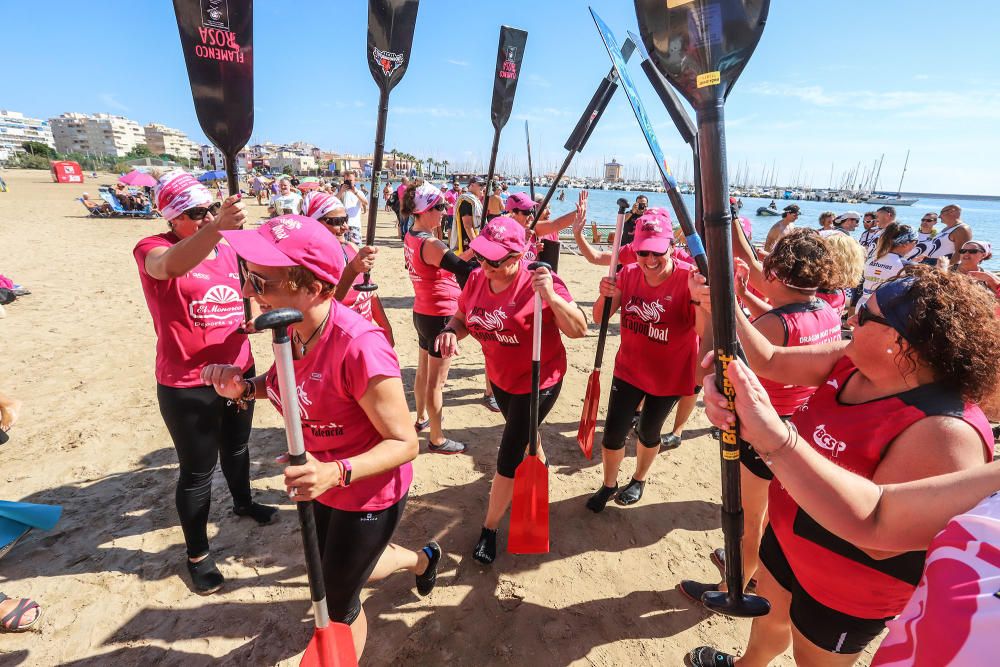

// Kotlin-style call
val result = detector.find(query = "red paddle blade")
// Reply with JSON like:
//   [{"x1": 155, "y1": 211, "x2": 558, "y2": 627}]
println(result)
[
  {"x1": 300, "y1": 624, "x2": 357, "y2": 667},
  {"x1": 576, "y1": 370, "x2": 601, "y2": 459},
  {"x1": 508, "y1": 455, "x2": 549, "y2": 554}
]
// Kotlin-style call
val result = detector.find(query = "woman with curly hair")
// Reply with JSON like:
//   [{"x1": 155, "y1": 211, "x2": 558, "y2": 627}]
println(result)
[
  {"x1": 681, "y1": 229, "x2": 846, "y2": 604},
  {"x1": 687, "y1": 264, "x2": 996, "y2": 667}
]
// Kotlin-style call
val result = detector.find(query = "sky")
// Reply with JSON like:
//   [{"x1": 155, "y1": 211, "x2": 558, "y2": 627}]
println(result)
[{"x1": 4, "y1": 0, "x2": 1000, "y2": 196}]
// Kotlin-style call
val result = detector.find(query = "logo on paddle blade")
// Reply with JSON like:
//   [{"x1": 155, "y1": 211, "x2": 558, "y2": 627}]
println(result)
[
  {"x1": 200, "y1": 0, "x2": 230, "y2": 30},
  {"x1": 500, "y1": 46, "x2": 519, "y2": 80},
  {"x1": 373, "y1": 47, "x2": 404, "y2": 77}
]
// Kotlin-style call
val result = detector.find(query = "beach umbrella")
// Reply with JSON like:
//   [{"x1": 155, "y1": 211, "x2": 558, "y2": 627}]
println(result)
[
  {"x1": 198, "y1": 170, "x2": 228, "y2": 182},
  {"x1": 297, "y1": 181, "x2": 321, "y2": 191},
  {"x1": 118, "y1": 170, "x2": 157, "y2": 187}
]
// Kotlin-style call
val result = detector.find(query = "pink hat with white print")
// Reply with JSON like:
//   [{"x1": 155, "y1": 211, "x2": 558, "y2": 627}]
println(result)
[
  {"x1": 504, "y1": 192, "x2": 538, "y2": 213},
  {"x1": 300, "y1": 191, "x2": 345, "y2": 220},
  {"x1": 632, "y1": 211, "x2": 674, "y2": 254},
  {"x1": 155, "y1": 170, "x2": 213, "y2": 221},
  {"x1": 412, "y1": 183, "x2": 444, "y2": 214},
  {"x1": 470, "y1": 216, "x2": 529, "y2": 261},
  {"x1": 220, "y1": 215, "x2": 345, "y2": 284}
]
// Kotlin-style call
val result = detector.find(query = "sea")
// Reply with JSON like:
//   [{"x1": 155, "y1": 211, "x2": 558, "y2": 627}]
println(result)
[{"x1": 508, "y1": 187, "x2": 1000, "y2": 272}]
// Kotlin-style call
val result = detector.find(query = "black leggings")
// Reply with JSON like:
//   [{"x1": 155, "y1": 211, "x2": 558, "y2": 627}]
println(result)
[
  {"x1": 313, "y1": 496, "x2": 407, "y2": 624},
  {"x1": 157, "y1": 369, "x2": 255, "y2": 558},
  {"x1": 492, "y1": 380, "x2": 563, "y2": 478},
  {"x1": 602, "y1": 376, "x2": 680, "y2": 450}
]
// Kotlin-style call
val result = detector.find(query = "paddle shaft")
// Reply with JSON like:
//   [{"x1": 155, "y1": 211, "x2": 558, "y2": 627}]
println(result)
[
  {"x1": 525, "y1": 121, "x2": 536, "y2": 200},
  {"x1": 358, "y1": 86, "x2": 391, "y2": 292},
  {"x1": 592, "y1": 204, "x2": 629, "y2": 371},
  {"x1": 698, "y1": 102, "x2": 748, "y2": 602},
  {"x1": 528, "y1": 290, "x2": 542, "y2": 457},
  {"x1": 223, "y1": 153, "x2": 253, "y2": 325},
  {"x1": 270, "y1": 327, "x2": 331, "y2": 630},
  {"x1": 482, "y1": 129, "x2": 502, "y2": 222}
]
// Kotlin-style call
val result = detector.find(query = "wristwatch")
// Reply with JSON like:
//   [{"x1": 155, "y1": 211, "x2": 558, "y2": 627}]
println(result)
[{"x1": 339, "y1": 459, "x2": 352, "y2": 487}]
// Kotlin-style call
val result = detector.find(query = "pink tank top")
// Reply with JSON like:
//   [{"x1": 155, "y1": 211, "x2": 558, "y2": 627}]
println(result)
[{"x1": 403, "y1": 230, "x2": 460, "y2": 316}]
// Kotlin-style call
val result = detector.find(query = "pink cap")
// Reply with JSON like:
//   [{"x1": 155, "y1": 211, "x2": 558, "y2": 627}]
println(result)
[
  {"x1": 739, "y1": 215, "x2": 753, "y2": 240},
  {"x1": 220, "y1": 215, "x2": 345, "y2": 284},
  {"x1": 504, "y1": 192, "x2": 538, "y2": 213},
  {"x1": 632, "y1": 212, "x2": 674, "y2": 254},
  {"x1": 470, "y1": 216, "x2": 529, "y2": 261}
]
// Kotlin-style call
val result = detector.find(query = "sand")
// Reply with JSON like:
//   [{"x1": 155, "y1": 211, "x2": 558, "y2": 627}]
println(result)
[{"x1": 0, "y1": 168, "x2": 860, "y2": 666}]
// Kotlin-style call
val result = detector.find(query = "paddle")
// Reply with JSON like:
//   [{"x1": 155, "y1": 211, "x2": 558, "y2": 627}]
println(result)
[
  {"x1": 255, "y1": 308, "x2": 358, "y2": 667},
  {"x1": 531, "y1": 38, "x2": 636, "y2": 273},
  {"x1": 524, "y1": 121, "x2": 536, "y2": 201},
  {"x1": 359, "y1": 0, "x2": 420, "y2": 292},
  {"x1": 634, "y1": 0, "x2": 771, "y2": 618},
  {"x1": 172, "y1": 0, "x2": 255, "y2": 325},
  {"x1": 508, "y1": 261, "x2": 551, "y2": 554},
  {"x1": 482, "y1": 26, "x2": 528, "y2": 233},
  {"x1": 577, "y1": 197, "x2": 630, "y2": 459}
]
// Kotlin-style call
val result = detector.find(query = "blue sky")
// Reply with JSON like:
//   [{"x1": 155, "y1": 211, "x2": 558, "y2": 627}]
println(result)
[{"x1": 4, "y1": 1, "x2": 999, "y2": 195}]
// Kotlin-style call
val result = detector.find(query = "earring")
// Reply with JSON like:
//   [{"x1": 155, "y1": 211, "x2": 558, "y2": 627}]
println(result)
[{"x1": 887, "y1": 348, "x2": 894, "y2": 354}]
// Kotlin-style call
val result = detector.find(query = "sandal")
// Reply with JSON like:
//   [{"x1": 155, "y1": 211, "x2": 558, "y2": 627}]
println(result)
[{"x1": 0, "y1": 593, "x2": 42, "y2": 633}]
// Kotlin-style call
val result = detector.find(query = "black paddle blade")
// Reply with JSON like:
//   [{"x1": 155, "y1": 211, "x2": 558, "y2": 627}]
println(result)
[
  {"x1": 491, "y1": 26, "x2": 528, "y2": 131},
  {"x1": 634, "y1": 0, "x2": 769, "y2": 107},
  {"x1": 367, "y1": 0, "x2": 420, "y2": 93},
  {"x1": 172, "y1": 0, "x2": 254, "y2": 157}
]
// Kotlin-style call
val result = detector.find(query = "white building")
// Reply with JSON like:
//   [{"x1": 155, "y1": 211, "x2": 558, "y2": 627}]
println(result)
[
  {"x1": 270, "y1": 150, "x2": 317, "y2": 174},
  {"x1": 0, "y1": 110, "x2": 55, "y2": 159},
  {"x1": 199, "y1": 144, "x2": 248, "y2": 171},
  {"x1": 144, "y1": 124, "x2": 200, "y2": 161},
  {"x1": 49, "y1": 112, "x2": 146, "y2": 157}
]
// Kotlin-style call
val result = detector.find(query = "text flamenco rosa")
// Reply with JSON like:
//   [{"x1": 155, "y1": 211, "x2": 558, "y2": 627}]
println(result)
[{"x1": 194, "y1": 27, "x2": 245, "y2": 63}]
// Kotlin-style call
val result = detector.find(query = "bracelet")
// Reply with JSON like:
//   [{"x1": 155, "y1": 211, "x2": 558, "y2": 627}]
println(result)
[
  {"x1": 229, "y1": 377, "x2": 256, "y2": 410},
  {"x1": 760, "y1": 420, "x2": 798, "y2": 467}
]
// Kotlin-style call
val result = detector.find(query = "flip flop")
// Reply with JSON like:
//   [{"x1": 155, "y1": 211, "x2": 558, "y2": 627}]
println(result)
[{"x1": 0, "y1": 593, "x2": 42, "y2": 633}]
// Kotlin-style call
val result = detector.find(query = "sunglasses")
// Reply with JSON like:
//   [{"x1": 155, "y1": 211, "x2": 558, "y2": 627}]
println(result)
[
  {"x1": 432, "y1": 202, "x2": 447, "y2": 212},
  {"x1": 240, "y1": 265, "x2": 285, "y2": 296},
  {"x1": 511, "y1": 208, "x2": 534, "y2": 216},
  {"x1": 635, "y1": 203, "x2": 647, "y2": 210},
  {"x1": 474, "y1": 252, "x2": 517, "y2": 268},
  {"x1": 636, "y1": 250, "x2": 667, "y2": 258},
  {"x1": 319, "y1": 215, "x2": 349, "y2": 226},
  {"x1": 857, "y1": 303, "x2": 891, "y2": 328},
  {"x1": 184, "y1": 202, "x2": 222, "y2": 220},
  {"x1": 959, "y1": 248, "x2": 984, "y2": 255}
]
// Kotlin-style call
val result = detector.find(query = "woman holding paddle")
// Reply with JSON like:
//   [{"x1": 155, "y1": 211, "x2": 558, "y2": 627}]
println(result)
[
  {"x1": 686, "y1": 265, "x2": 996, "y2": 666},
  {"x1": 435, "y1": 217, "x2": 586, "y2": 564},
  {"x1": 585, "y1": 212, "x2": 705, "y2": 512},
  {"x1": 402, "y1": 181, "x2": 478, "y2": 453},
  {"x1": 201, "y1": 215, "x2": 441, "y2": 658},
  {"x1": 133, "y1": 171, "x2": 276, "y2": 594}
]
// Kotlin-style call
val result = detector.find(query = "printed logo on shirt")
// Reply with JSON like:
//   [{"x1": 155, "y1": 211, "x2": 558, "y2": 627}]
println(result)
[
  {"x1": 360, "y1": 512, "x2": 378, "y2": 522},
  {"x1": 813, "y1": 423, "x2": 847, "y2": 457},
  {"x1": 466, "y1": 306, "x2": 520, "y2": 345},
  {"x1": 304, "y1": 421, "x2": 345, "y2": 437},
  {"x1": 188, "y1": 284, "x2": 243, "y2": 326},
  {"x1": 266, "y1": 380, "x2": 313, "y2": 421},
  {"x1": 826, "y1": 378, "x2": 839, "y2": 390},
  {"x1": 310, "y1": 372, "x2": 322, "y2": 381},
  {"x1": 622, "y1": 297, "x2": 670, "y2": 343},
  {"x1": 189, "y1": 271, "x2": 210, "y2": 280}
]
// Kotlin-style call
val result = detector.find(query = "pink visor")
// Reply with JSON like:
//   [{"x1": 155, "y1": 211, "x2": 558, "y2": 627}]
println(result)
[
  {"x1": 470, "y1": 216, "x2": 529, "y2": 261},
  {"x1": 632, "y1": 212, "x2": 674, "y2": 254},
  {"x1": 220, "y1": 215, "x2": 345, "y2": 284}
]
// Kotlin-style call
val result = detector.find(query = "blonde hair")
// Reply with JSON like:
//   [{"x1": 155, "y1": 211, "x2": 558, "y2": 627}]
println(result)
[{"x1": 822, "y1": 233, "x2": 866, "y2": 287}]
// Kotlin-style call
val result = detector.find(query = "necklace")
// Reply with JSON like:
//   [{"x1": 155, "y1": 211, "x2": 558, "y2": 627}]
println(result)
[{"x1": 293, "y1": 305, "x2": 331, "y2": 358}]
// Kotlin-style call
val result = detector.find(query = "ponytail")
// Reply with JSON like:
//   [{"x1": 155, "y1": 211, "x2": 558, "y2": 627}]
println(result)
[
  {"x1": 400, "y1": 178, "x2": 426, "y2": 217},
  {"x1": 874, "y1": 222, "x2": 902, "y2": 259}
]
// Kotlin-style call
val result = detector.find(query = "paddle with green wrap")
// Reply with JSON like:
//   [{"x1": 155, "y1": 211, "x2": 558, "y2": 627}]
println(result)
[{"x1": 635, "y1": 0, "x2": 771, "y2": 618}]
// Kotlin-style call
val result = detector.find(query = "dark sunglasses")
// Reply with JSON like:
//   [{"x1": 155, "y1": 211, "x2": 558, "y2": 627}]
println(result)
[
  {"x1": 921, "y1": 217, "x2": 937, "y2": 222},
  {"x1": 319, "y1": 215, "x2": 349, "y2": 226},
  {"x1": 240, "y1": 265, "x2": 285, "y2": 296},
  {"x1": 635, "y1": 203, "x2": 647, "y2": 210},
  {"x1": 474, "y1": 252, "x2": 516, "y2": 268},
  {"x1": 636, "y1": 250, "x2": 667, "y2": 258},
  {"x1": 959, "y1": 248, "x2": 984, "y2": 255},
  {"x1": 184, "y1": 202, "x2": 222, "y2": 220},
  {"x1": 432, "y1": 202, "x2": 448, "y2": 212},
  {"x1": 857, "y1": 303, "x2": 891, "y2": 328},
  {"x1": 511, "y1": 208, "x2": 534, "y2": 216}
]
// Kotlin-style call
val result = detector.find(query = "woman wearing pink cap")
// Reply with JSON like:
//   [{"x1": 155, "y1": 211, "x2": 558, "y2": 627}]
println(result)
[
  {"x1": 133, "y1": 170, "x2": 276, "y2": 594},
  {"x1": 201, "y1": 215, "x2": 441, "y2": 657},
  {"x1": 587, "y1": 212, "x2": 706, "y2": 512},
  {"x1": 435, "y1": 217, "x2": 587, "y2": 564},
  {"x1": 401, "y1": 180, "x2": 478, "y2": 453},
  {"x1": 300, "y1": 190, "x2": 395, "y2": 345},
  {"x1": 503, "y1": 190, "x2": 579, "y2": 263}
]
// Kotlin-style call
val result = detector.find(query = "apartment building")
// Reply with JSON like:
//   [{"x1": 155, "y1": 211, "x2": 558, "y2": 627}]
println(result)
[
  {"x1": 0, "y1": 110, "x2": 55, "y2": 159},
  {"x1": 144, "y1": 124, "x2": 200, "y2": 161},
  {"x1": 49, "y1": 112, "x2": 146, "y2": 157},
  {"x1": 199, "y1": 144, "x2": 248, "y2": 171}
]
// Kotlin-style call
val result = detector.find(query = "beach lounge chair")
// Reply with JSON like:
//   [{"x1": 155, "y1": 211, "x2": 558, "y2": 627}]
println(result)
[
  {"x1": 98, "y1": 187, "x2": 156, "y2": 219},
  {"x1": 79, "y1": 198, "x2": 112, "y2": 217}
]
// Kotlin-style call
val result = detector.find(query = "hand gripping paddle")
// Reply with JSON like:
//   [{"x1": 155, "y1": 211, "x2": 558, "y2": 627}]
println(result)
[
  {"x1": 255, "y1": 308, "x2": 358, "y2": 667},
  {"x1": 172, "y1": 0, "x2": 254, "y2": 326},
  {"x1": 508, "y1": 261, "x2": 551, "y2": 554},
  {"x1": 634, "y1": 0, "x2": 771, "y2": 618},
  {"x1": 360, "y1": 0, "x2": 420, "y2": 292},
  {"x1": 577, "y1": 197, "x2": 630, "y2": 459}
]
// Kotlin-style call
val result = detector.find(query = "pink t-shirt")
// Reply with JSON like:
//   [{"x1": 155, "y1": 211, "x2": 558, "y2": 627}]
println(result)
[
  {"x1": 614, "y1": 260, "x2": 698, "y2": 396},
  {"x1": 264, "y1": 301, "x2": 410, "y2": 512},
  {"x1": 444, "y1": 190, "x2": 458, "y2": 216},
  {"x1": 134, "y1": 233, "x2": 252, "y2": 387},
  {"x1": 459, "y1": 266, "x2": 573, "y2": 394}
]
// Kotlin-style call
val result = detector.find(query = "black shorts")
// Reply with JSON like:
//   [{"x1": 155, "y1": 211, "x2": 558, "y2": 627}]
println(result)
[
  {"x1": 602, "y1": 376, "x2": 680, "y2": 450},
  {"x1": 412, "y1": 312, "x2": 451, "y2": 358},
  {"x1": 740, "y1": 415, "x2": 792, "y2": 481},
  {"x1": 312, "y1": 495, "x2": 407, "y2": 625},
  {"x1": 759, "y1": 526, "x2": 891, "y2": 655},
  {"x1": 492, "y1": 380, "x2": 562, "y2": 478}
]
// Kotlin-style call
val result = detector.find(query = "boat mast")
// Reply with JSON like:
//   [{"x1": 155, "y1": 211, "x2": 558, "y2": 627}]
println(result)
[
  {"x1": 895, "y1": 149, "x2": 910, "y2": 197},
  {"x1": 871, "y1": 153, "x2": 885, "y2": 193}
]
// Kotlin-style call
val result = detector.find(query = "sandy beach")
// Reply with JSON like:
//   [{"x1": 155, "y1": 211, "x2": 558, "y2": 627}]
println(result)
[{"x1": 0, "y1": 168, "x2": 859, "y2": 666}]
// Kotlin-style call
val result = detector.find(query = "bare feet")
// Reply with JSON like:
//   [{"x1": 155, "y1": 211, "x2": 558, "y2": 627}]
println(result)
[{"x1": 0, "y1": 398, "x2": 21, "y2": 432}]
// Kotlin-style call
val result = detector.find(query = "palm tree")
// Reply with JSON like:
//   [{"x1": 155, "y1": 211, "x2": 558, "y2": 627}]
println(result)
[
  {"x1": 425, "y1": 157, "x2": 434, "y2": 176},
  {"x1": 442, "y1": 160, "x2": 449, "y2": 179}
]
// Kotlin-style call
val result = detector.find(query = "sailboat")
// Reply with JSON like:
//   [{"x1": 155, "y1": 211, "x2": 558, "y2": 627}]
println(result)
[{"x1": 866, "y1": 150, "x2": 918, "y2": 206}]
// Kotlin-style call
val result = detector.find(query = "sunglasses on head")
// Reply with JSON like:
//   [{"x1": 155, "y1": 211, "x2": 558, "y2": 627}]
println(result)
[
  {"x1": 857, "y1": 303, "x2": 891, "y2": 328},
  {"x1": 239, "y1": 264, "x2": 285, "y2": 296},
  {"x1": 319, "y1": 215, "x2": 349, "y2": 226},
  {"x1": 636, "y1": 250, "x2": 667, "y2": 258},
  {"x1": 183, "y1": 202, "x2": 222, "y2": 220},
  {"x1": 474, "y1": 252, "x2": 516, "y2": 268}
]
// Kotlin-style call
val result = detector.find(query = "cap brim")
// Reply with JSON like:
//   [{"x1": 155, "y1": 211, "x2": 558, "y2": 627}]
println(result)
[
  {"x1": 632, "y1": 238, "x2": 672, "y2": 254},
  {"x1": 220, "y1": 229, "x2": 297, "y2": 268},
  {"x1": 469, "y1": 235, "x2": 510, "y2": 261}
]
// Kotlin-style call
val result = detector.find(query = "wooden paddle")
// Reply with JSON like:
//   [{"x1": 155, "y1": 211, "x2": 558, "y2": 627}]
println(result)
[
  {"x1": 359, "y1": 0, "x2": 420, "y2": 292},
  {"x1": 172, "y1": 0, "x2": 254, "y2": 326},
  {"x1": 577, "y1": 197, "x2": 630, "y2": 459},
  {"x1": 255, "y1": 309, "x2": 358, "y2": 667},
  {"x1": 508, "y1": 261, "x2": 551, "y2": 554},
  {"x1": 634, "y1": 0, "x2": 771, "y2": 618}
]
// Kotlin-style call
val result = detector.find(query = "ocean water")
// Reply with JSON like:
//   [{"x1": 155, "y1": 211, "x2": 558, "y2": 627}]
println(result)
[{"x1": 517, "y1": 187, "x2": 1000, "y2": 272}]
